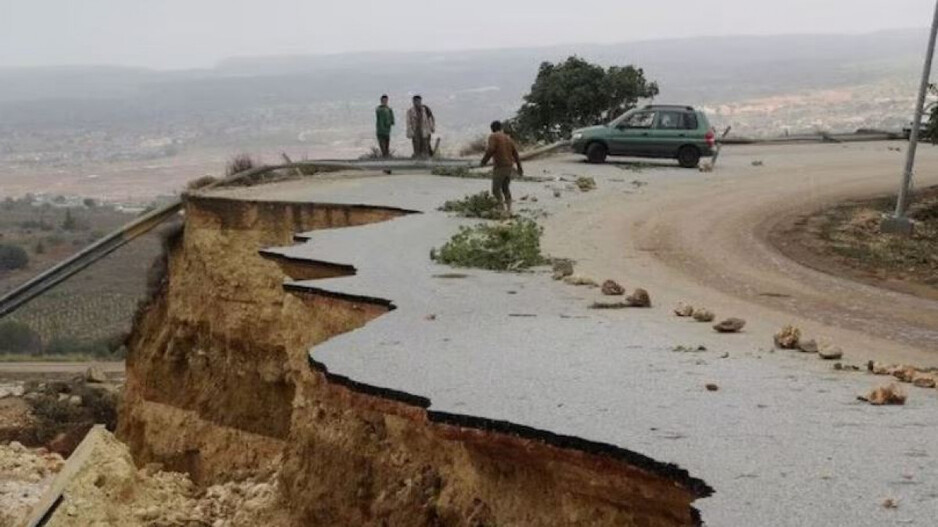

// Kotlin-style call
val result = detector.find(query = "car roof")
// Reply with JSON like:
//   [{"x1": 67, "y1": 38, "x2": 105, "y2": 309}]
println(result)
[{"x1": 643, "y1": 104, "x2": 696, "y2": 111}]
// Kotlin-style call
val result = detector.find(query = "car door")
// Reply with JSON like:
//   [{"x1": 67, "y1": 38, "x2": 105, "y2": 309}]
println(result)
[
  {"x1": 652, "y1": 110, "x2": 696, "y2": 157},
  {"x1": 609, "y1": 110, "x2": 656, "y2": 156}
]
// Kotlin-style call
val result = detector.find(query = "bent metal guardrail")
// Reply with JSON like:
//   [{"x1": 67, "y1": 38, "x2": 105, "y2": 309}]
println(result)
[{"x1": 0, "y1": 158, "x2": 484, "y2": 319}]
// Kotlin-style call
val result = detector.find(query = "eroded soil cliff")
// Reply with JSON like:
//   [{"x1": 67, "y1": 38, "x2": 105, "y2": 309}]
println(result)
[{"x1": 117, "y1": 194, "x2": 710, "y2": 526}]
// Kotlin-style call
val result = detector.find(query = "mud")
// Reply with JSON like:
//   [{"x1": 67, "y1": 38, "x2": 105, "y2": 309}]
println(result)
[{"x1": 117, "y1": 195, "x2": 709, "y2": 526}]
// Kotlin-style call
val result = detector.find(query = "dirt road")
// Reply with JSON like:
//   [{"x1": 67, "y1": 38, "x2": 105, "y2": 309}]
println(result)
[{"x1": 542, "y1": 141, "x2": 938, "y2": 366}]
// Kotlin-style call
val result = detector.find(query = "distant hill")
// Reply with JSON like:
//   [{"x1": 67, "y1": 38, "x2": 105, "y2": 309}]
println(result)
[{"x1": 0, "y1": 29, "x2": 928, "y2": 163}]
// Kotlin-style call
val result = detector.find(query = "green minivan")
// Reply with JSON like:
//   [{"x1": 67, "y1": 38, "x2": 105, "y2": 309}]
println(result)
[{"x1": 571, "y1": 105, "x2": 716, "y2": 168}]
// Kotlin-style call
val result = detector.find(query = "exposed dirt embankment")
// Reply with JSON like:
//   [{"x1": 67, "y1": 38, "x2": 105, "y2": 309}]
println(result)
[{"x1": 118, "y1": 195, "x2": 710, "y2": 526}]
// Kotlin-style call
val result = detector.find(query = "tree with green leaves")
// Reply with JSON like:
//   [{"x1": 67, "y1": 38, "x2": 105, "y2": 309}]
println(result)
[{"x1": 508, "y1": 56, "x2": 659, "y2": 143}]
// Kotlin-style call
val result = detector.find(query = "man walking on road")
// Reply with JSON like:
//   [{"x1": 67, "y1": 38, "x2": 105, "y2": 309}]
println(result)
[
  {"x1": 406, "y1": 95, "x2": 435, "y2": 158},
  {"x1": 375, "y1": 95, "x2": 395, "y2": 158},
  {"x1": 480, "y1": 120, "x2": 523, "y2": 217}
]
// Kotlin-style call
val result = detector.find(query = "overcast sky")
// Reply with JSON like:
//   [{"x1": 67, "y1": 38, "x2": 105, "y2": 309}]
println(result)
[{"x1": 0, "y1": 0, "x2": 933, "y2": 69}]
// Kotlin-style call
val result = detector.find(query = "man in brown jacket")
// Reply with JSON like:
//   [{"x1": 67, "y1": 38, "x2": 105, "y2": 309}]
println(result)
[
  {"x1": 480, "y1": 120, "x2": 523, "y2": 216},
  {"x1": 406, "y1": 95, "x2": 435, "y2": 158}
]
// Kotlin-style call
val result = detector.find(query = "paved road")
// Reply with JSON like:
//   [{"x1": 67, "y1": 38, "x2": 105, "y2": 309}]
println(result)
[
  {"x1": 543, "y1": 142, "x2": 938, "y2": 366},
  {"x1": 209, "y1": 142, "x2": 938, "y2": 526}
]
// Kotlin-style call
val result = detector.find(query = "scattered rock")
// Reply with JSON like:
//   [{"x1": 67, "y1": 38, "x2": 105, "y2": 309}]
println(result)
[
  {"x1": 867, "y1": 361, "x2": 893, "y2": 375},
  {"x1": 713, "y1": 318, "x2": 746, "y2": 333},
  {"x1": 601, "y1": 280, "x2": 625, "y2": 296},
  {"x1": 692, "y1": 309, "x2": 715, "y2": 322},
  {"x1": 553, "y1": 189, "x2": 562, "y2": 198},
  {"x1": 674, "y1": 303, "x2": 695, "y2": 317},
  {"x1": 859, "y1": 383, "x2": 907, "y2": 405},
  {"x1": 551, "y1": 259, "x2": 574, "y2": 280},
  {"x1": 575, "y1": 176, "x2": 597, "y2": 191},
  {"x1": 774, "y1": 325, "x2": 801, "y2": 349},
  {"x1": 912, "y1": 374, "x2": 936, "y2": 389},
  {"x1": 818, "y1": 346, "x2": 843, "y2": 361},
  {"x1": 424, "y1": 314, "x2": 436, "y2": 321},
  {"x1": 797, "y1": 339, "x2": 819, "y2": 353},
  {"x1": 892, "y1": 366, "x2": 917, "y2": 383},
  {"x1": 705, "y1": 383, "x2": 719, "y2": 392},
  {"x1": 85, "y1": 366, "x2": 108, "y2": 384},
  {"x1": 882, "y1": 497, "x2": 899, "y2": 509},
  {"x1": 698, "y1": 163, "x2": 713, "y2": 173},
  {"x1": 563, "y1": 275, "x2": 598, "y2": 287},
  {"x1": 751, "y1": 160, "x2": 764, "y2": 167},
  {"x1": 625, "y1": 288, "x2": 651, "y2": 307},
  {"x1": 68, "y1": 395, "x2": 83, "y2": 406}
]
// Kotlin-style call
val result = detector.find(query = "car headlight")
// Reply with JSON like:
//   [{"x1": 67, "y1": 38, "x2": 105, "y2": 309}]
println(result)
[{"x1": 573, "y1": 133, "x2": 583, "y2": 140}]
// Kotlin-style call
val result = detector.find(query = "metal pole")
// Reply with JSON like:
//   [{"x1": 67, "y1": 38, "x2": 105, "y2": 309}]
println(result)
[{"x1": 887, "y1": 0, "x2": 938, "y2": 232}]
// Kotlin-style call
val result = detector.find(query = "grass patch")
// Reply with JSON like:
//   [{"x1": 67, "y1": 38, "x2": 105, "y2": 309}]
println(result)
[
  {"x1": 431, "y1": 218, "x2": 546, "y2": 271},
  {"x1": 439, "y1": 192, "x2": 502, "y2": 219}
]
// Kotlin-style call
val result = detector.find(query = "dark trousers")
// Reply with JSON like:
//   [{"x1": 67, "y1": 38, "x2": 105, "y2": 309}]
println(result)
[
  {"x1": 377, "y1": 134, "x2": 391, "y2": 158},
  {"x1": 411, "y1": 135, "x2": 430, "y2": 158}
]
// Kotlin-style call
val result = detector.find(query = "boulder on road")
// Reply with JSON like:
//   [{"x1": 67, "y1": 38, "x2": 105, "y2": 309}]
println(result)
[
  {"x1": 601, "y1": 280, "x2": 625, "y2": 296},
  {"x1": 713, "y1": 318, "x2": 746, "y2": 333}
]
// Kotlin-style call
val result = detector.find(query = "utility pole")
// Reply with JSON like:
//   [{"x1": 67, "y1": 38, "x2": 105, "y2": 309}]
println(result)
[{"x1": 882, "y1": 0, "x2": 938, "y2": 234}]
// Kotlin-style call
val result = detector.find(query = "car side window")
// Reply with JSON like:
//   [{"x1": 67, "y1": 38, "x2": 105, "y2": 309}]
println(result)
[
  {"x1": 623, "y1": 111, "x2": 655, "y2": 129},
  {"x1": 683, "y1": 112, "x2": 698, "y2": 130},
  {"x1": 656, "y1": 111, "x2": 684, "y2": 130}
]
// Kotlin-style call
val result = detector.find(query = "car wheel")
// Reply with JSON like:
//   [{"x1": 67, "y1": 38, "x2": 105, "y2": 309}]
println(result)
[
  {"x1": 677, "y1": 145, "x2": 701, "y2": 168},
  {"x1": 586, "y1": 142, "x2": 608, "y2": 164}
]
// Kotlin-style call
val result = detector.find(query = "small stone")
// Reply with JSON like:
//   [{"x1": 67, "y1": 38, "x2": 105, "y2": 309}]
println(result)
[
  {"x1": 882, "y1": 498, "x2": 899, "y2": 509},
  {"x1": 705, "y1": 383, "x2": 719, "y2": 392},
  {"x1": 912, "y1": 374, "x2": 936, "y2": 389},
  {"x1": 892, "y1": 366, "x2": 917, "y2": 383},
  {"x1": 553, "y1": 189, "x2": 562, "y2": 198},
  {"x1": 68, "y1": 395, "x2": 82, "y2": 406},
  {"x1": 626, "y1": 288, "x2": 651, "y2": 307},
  {"x1": 425, "y1": 314, "x2": 436, "y2": 321},
  {"x1": 774, "y1": 325, "x2": 801, "y2": 349},
  {"x1": 860, "y1": 383, "x2": 906, "y2": 405},
  {"x1": 85, "y1": 366, "x2": 107, "y2": 383},
  {"x1": 867, "y1": 361, "x2": 892, "y2": 375},
  {"x1": 692, "y1": 309, "x2": 715, "y2": 322},
  {"x1": 601, "y1": 280, "x2": 625, "y2": 296},
  {"x1": 797, "y1": 339, "x2": 819, "y2": 353},
  {"x1": 818, "y1": 346, "x2": 843, "y2": 361},
  {"x1": 66, "y1": 505, "x2": 77, "y2": 516},
  {"x1": 713, "y1": 318, "x2": 746, "y2": 333},
  {"x1": 674, "y1": 303, "x2": 694, "y2": 317}
]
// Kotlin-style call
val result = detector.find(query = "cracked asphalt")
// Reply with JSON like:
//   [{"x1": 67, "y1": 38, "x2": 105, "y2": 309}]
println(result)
[{"x1": 208, "y1": 142, "x2": 938, "y2": 526}]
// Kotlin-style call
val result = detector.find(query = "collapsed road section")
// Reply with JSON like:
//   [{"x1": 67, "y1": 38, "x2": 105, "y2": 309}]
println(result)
[{"x1": 110, "y1": 193, "x2": 711, "y2": 526}]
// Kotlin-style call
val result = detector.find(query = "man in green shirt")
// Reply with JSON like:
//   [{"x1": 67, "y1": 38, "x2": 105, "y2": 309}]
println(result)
[{"x1": 375, "y1": 95, "x2": 395, "y2": 158}]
